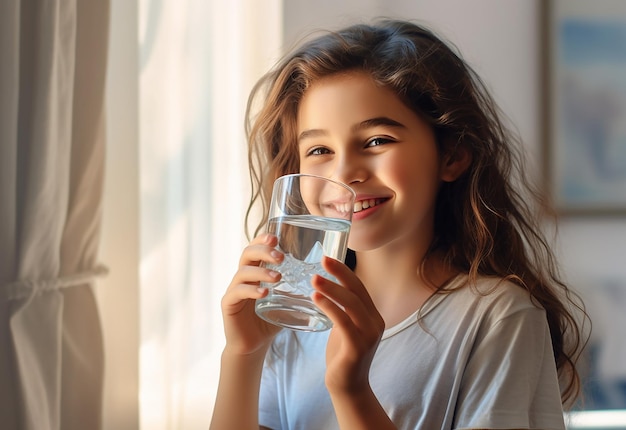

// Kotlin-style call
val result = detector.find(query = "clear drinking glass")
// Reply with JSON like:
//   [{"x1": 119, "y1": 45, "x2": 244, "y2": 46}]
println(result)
[{"x1": 255, "y1": 173, "x2": 356, "y2": 331}]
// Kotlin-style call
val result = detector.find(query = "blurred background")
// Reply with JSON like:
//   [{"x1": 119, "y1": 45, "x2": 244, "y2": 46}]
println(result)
[{"x1": 100, "y1": 0, "x2": 626, "y2": 428}]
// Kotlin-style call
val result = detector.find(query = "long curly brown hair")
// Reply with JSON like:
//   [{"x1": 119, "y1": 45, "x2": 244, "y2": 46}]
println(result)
[{"x1": 244, "y1": 19, "x2": 589, "y2": 407}]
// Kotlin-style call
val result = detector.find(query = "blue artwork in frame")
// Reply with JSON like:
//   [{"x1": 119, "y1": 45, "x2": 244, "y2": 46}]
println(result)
[{"x1": 548, "y1": 0, "x2": 626, "y2": 215}]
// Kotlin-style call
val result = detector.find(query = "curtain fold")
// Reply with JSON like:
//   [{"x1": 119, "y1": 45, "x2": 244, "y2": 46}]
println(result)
[{"x1": 0, "y1": 1, "x2": 109, "y2": 429}]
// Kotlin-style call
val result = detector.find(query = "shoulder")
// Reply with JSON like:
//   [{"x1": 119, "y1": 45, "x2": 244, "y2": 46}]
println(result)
[
  {"x1": 440, "y1": 275, "x2": 545, "y2": 324},
  {"x1": 449, "y1": 275, "x2": 538, "y2": 306}
]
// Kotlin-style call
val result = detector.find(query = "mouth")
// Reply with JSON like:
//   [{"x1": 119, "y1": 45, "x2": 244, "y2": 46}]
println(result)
[{"x1": 353, "y1": 198, "x2": 387, "y2": 213}]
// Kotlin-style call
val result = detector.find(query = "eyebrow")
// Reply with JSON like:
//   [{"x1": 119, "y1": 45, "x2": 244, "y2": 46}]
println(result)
[{"x1": 298, "y1": 116, "x2": 406, "y2": 142}]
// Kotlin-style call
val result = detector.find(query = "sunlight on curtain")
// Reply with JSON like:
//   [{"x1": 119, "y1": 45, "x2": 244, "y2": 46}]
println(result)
[{"x1": 138, "y1": 1, "x2": 282, "y2": 428}]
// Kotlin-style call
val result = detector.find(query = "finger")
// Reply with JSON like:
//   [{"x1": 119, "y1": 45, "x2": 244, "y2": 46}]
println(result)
[
  {"x1": 224, "y1": 281, "x2": 269, "y2": 303},
  {"x1": 230, "y1": 265, "x2": 281, "y2": 289},
  {"x1": 238, "y1": 235, "x2": 283, "y2": 267},
  {"x1": 312, "y1": 274, "x2": 367, "y2": 321},
  {"x1": 221, "y1": 282, "x2": 269, "y2": 314},
  {"x1": 321, "y1": 256, "x2": 377, "y2": 310},
  {"x1": 312, "y1": 273, "x2": 385, "y2": 335},
  {"x1": 311, "y1": 288, "x2": 355, "y2": 330},
  {"x1": 251, "y1": 232, "x2": 277, "y2": 246},
  {"x1": 312, "y1": 282, "x2": 382, "y2": 355}
]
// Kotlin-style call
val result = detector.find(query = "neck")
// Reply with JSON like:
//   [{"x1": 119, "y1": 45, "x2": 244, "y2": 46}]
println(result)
[{"x1": 353, "y1": 244, "x2": 455, "y2": 328}]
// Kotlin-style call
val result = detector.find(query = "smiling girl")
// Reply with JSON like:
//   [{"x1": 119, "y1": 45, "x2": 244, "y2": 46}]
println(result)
[{"x1": 210, "y1": 19, "x2": 588, "y2": 430}]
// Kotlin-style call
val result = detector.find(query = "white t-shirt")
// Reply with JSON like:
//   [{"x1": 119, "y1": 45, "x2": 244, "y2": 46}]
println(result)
[{"x1": 259, "y1": 275, "x2": 566, "y2": 430}]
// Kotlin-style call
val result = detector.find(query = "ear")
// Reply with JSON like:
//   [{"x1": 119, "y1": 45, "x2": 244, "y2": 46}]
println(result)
[{"x1": 440, "y1": 144, "x2": 472, "y2": 182}]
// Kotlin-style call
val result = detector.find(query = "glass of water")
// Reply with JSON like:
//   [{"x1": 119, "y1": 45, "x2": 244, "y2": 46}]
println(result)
[{"x1": 255, "y1": 173, "x2": 356, "y2": 331}]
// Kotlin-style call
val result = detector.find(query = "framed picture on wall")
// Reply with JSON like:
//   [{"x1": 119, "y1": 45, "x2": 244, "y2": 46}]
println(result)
[{"x1": 544, "y1": 0, "x2": 626, "y2": 215}]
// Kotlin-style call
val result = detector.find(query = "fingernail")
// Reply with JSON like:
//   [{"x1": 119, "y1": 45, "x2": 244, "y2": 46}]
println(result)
[
  {"x1": 270, "y1": 250, "x2": 282, "y2": 260},
  {"x1": 269, "y1": 271, "x2": 280, "y2": 279}
]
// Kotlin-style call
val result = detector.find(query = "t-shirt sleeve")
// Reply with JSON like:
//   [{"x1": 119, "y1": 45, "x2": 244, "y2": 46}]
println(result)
[{"x1": 454, "y1": 305, "x2": 566, "y2": 430}]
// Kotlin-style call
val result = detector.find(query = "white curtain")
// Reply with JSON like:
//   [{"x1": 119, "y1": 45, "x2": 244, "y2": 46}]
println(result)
[
  {"x1": 138, "y1": 0, "x2": 282, "y2": 428},
  {"x1": 0, "y1": 1, "x2": 109, "y2": 430}
]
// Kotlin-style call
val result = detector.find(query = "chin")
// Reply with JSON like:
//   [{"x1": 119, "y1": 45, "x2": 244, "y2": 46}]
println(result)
[{"x1": 346, "y1": 237, "x2": 386, "y2": 253}]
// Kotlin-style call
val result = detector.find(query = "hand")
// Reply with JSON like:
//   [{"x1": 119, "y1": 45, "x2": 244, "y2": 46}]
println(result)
[
  {"x1": 311, "y1": 256, "x2": 385, "y2": 395},
  {"x1": 221, "y1": 233, "x2": 284, "y2": 355}
]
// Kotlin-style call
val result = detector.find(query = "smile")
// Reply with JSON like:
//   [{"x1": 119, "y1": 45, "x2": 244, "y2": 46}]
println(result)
[{"x1": 353, "y1": 198, "x2": 386, "y2": 213}]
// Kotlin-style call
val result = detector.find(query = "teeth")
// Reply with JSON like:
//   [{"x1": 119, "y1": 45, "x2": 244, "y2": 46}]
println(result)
[
  {"x1": 353, "y1": 198, "x2": 381, "y2": 213},
  {"x1": 334, "y1": 203, "x2": 352, "y2": 214}
]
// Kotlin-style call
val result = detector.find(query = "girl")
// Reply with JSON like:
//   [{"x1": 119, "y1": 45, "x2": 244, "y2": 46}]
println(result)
[{"x1": 210, "y1": 19, "x2": 588, "y2": 430}]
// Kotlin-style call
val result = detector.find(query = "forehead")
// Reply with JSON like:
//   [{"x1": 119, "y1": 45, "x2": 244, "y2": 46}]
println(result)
[{"x1": 297, "y1": 71, "x2": 413, "y2": 132}]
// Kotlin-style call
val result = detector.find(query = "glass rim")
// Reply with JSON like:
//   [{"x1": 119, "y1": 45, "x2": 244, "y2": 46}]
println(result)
[{"x1": 275, "y1": 173, "x2": 356, "y2": 198}]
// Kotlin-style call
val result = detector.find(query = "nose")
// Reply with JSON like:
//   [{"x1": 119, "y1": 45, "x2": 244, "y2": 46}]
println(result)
[{"x1": 331, "y1": 151, "x2": 368, "y2": 186}]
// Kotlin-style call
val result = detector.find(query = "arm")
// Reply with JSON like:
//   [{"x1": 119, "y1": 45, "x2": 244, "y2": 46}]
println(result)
[
  {"x1": 209, "y1": 234, "x2": 284, "y2": 430},
  {"x1": 210, "y1": 347, "x2": 268, "y2": 430},
  {"x1": 312, "y1": 257, "x2": 396, "y2": 429},
  {"x1": 328, "y1": 386, "x2": 396, "y2": 430}
]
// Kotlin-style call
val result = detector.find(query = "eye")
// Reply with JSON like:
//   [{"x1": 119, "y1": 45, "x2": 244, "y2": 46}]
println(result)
[
  {"x1": 305, "y1": 146, "x2": 332, "y2": 156},
  {"x1": 365, "y1": 136, "x2": 394, "y2": 148}
]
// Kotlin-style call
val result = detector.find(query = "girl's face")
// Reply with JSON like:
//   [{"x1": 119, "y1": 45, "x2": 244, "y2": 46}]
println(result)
[{"x1": 296, "y1": 71, "x2": 452, "y2": 253}]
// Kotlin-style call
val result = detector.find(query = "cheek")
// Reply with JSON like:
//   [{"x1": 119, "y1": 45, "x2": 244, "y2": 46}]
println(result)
[
  {"x1": 378, "y1": 154, "x2": 421, "y2": 186},
  {"x1": 298, "y1": 157, "x2": 327, "y2": 177},
  {"x1": 383, "y1": 154, "x2": 441, "y2": 201},
  {"x1": 299, "y1": 165, "x2": 325, "y2": 177}
]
